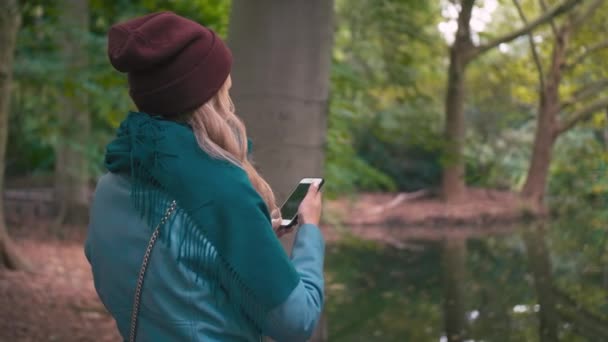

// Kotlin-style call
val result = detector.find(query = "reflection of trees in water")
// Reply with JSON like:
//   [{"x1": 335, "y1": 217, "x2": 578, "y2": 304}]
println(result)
[
  {"x1": 438, "y1": 221, "x2": 608, "y2": 342},
  {"x1": 438, "y1": 224, "x2": 520, "y2": 342},
  {"x1": 326, "y1": 215, "x2": 608, "y2": 340},
  {"x1": 523, "y1": 222, "x2": 608, "y2": 341},
  {"x1": 523, "y1": 224, "x2": 558, "y2": 342},
  {"x1": 441, "y1": 238, "x2": 467, "y2": 342}
]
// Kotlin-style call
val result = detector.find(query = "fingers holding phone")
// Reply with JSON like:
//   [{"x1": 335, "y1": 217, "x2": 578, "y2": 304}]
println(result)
[
  {"x1": 270, "y1": 209, "x2": 281, "y2": 228},
  {"x1": 298, "y1": 180, "x2": 323, "y2": 226}
]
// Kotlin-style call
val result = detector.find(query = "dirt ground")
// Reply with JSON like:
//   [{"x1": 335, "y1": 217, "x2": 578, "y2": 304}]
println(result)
[
  {"x1": 0, "y1": 224, "x2": 121, "y2": 342},
  {"x1": 328, "y1": 188, "x2": 526, "y2": 226},
  {"x1": 0, "y1": 189, "x2": 523, "y2": 341},
  {"x1": 323, "y1": 188, "x2": 523, "y2": 246}
]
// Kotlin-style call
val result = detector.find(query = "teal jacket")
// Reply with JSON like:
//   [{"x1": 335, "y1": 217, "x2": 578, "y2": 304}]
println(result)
[{"x1": 85, "y1": 173, "x2": 325, "y2": 341}]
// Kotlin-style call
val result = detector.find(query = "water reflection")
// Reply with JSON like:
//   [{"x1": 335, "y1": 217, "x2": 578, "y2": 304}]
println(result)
[
  {"x1": 441, "y1": 238, "x2": 467, "y2": 342},
  {"x1": 325, "y1": 215, "x2": 608, "y2": 341},
  {"x1": 522, "y1": 224, "x2": 557, "y2": 342}
]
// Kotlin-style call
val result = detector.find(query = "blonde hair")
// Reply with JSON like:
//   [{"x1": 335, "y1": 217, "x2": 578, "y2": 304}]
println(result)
[{"x1": 187, "y1": 76, "x2": 279, "y2": 216}]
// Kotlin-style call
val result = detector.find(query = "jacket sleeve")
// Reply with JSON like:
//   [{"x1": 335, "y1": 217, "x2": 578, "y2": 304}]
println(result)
[{"x1": 262, "y1": 224, "x2": 325, "y2": 342}]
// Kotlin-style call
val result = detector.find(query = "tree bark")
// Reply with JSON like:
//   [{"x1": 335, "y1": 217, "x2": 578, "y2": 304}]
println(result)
[
  {"x1": 441, "y1": 0, "x2": 475, "y2": 203},
  {"x1": 522, "y1": 26, "x2": 570, "y2": 206},
  {"x1": 523, "y1": 224, "x2": 558, "y2": 342},
  {"x1": 604, "y1": 108, "x2": 608, "y2": 149},
  {"x1": 228, "y1": 1, "x2": 334, "y2": 341},
  {"x1": 54, "y1": 0, "x2": 90, "y2": 225},
  {"x1": 0, "y1": 0, "x2": 28, "y2": 270},
  {"x1": 441, "y1": 238, "x2": 468, "y2": 342},
  {"x1": 521, "y1": 100, "x2": 557, "y2": 205}
]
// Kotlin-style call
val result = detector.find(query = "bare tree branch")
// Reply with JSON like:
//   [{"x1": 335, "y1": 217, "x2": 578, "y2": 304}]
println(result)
[
  {"x1": 556, "y1": 96, "x2": 608, "y2": 135},
  {"x1": 570, "y1": 0, "x2": 604, "y2": 29},
  {"x1": 560, "y1": 79, "x2": 608, "y2": 110},
  {"x1": 471, "y1": 0, "x2": 583, "y2": 58},
  {"x1": 514, "y1": 0, "x2": 545, "y2": 90},
  {"x1": 567, "y1": 39, "x2": 608, "y2": 69},
  {"x1": 539, "y1": 0, "x2": 559, "y2": 37}
]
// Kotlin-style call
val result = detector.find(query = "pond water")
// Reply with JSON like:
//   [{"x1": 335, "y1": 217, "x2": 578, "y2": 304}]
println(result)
[{"x1": 325, "y1": 208, "x2": 608, "y2": 341}]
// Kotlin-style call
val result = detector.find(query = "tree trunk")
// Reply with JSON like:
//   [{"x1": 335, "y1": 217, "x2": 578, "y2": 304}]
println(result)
[
  {"x1": 521, "y1": 101, "x2": 557, "y2": 206},
  {"x1": 441, "y1": 0, "x2": 578, "y2": 203},
  {"x1": 523, "y1": 224, "x2": 558, "y2": 342},
  {"x1": 228, "y1": 1, "x2": 334, "y2": 341},
  {"x1": 441, "y1": 0, "x2": 475, "y2": 203},
  {"x1": 441, "y1": 238, "x2": 468, "y2": 342},
  {"x1": 442, "y1": 50, "x2": 468, "y2": 203},
  {"x1": 0, "y1": 0, "x2": 28, "y2": 270},
  {"x1": 54, "y1": 0, "x2": 90, "y2": 225},
  {"x1": 522, "y1": 27, "x2": 569, "y2": 207},
  {"x1": 603, "y1": 108, "x2": 608, "y2": 149}
]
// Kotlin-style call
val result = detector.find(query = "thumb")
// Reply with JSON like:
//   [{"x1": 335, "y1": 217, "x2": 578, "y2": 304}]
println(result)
[
  {"x1": 271, "y1": 218, "x2": 282, "y2": 230},
  {"x1": 307, "y1": 181, "x2": 319, "y2": 195}
]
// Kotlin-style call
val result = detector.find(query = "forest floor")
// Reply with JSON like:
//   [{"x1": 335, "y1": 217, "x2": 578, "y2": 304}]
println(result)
[
  {"x1": 0, "y1": 224, "x2": 120, "y2": 342},
  {"x1": 0, "y1": 188, "x2": 525, "y2": 341}
]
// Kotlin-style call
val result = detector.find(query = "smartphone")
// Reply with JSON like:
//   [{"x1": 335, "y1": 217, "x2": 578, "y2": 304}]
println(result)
[{"x1": 279, "y1": 178, "x2": 324, "y2": 228}]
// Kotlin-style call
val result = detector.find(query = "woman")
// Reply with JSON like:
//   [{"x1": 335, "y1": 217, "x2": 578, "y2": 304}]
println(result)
[{"x1": 85, "y1": 12, "x2": 325, "y2": 342}]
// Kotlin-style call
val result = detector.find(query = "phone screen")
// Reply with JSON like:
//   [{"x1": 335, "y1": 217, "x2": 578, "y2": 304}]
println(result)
[{"x1": 280, "y1": 183, "x2": 311, "y2": 221}]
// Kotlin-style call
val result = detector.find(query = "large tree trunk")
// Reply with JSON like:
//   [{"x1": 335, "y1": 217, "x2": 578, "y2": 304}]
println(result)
[
  {"x1": 228, "y1": 1, "x2": 334, "y2": 341},
  {"x1": 441, "y1": 0, "x2": 475, "y2": 203},
  {"x1": 442, "y1": 50, "x2": 468, "y2": 203},
  {"x1": 441, "y1": 238, "x2": 468, "y2": 342},
  {"x1": 522, "y1": 27, "x2": 569, "y2": 207},
  {"x1": 523, "y1": 224, "x2": 558, "y2": 342},
  {"x1": 54, "y1": 0, "x2": 90, "y2": 225},
  {"x1": 0, "y1": 0, "x2": 28, "y2": 270}
]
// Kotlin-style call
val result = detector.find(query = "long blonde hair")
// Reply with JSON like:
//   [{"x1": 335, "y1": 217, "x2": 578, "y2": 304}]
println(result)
[{"x1": 187, "y1": 76, "x2": 278, "y2": 216}]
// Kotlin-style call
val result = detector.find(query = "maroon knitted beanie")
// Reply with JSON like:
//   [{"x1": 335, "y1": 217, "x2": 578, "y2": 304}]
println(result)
[{"x1": 107, "y1": 12, "x2": 232, "y2": 116}]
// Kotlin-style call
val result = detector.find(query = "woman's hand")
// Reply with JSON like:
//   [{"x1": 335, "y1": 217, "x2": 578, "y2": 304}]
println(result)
[
  {"x1": 271, "y1": 209, "x2": 290, "y2": 238},
  {"x1": 271, "y1": 209, "x2": 282, "y2": 230},
  {"x1": 297, "y1": 181, "x2": 323, "y2": 226}
]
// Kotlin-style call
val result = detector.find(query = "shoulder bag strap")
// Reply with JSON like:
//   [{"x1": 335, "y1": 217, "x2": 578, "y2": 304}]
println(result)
[{"x1": 129, "y1": 200, "x2": 177, "y2": 342}]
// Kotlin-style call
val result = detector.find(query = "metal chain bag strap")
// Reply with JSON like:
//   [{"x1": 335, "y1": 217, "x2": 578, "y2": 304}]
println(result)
[{"x1": 129, "y1": 200, "x2": 177, "y2": 342}]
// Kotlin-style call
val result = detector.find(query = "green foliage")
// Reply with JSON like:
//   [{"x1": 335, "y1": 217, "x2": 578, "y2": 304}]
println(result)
[
  {"x1": 325, "y1": 62, "x2": 398, "y2": 196},
  {"x1": 90, "y1": 0, "x2": 231, "y2": 36},
  {"x1": 8, "y1": 0, "x2": 231, "y2": 179},
  {"x1": 548, "y1": 121, "x2": 608, "y2": 208},
  {"x1": 8, "y1": 0, "x2": 608, "y2": 207},
  {"x1": 354, "y1": 102, "x2": 443, "y2": 191},
  {"x1": 326, "y1": 0, "x2": 444, "y2": 194}
]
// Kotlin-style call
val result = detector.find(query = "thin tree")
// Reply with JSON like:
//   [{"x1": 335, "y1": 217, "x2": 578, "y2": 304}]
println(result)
[
  {"x1": 54, "y1": 0, "x2": 91, "y2": 224},
  {"x1": 0, "y1": 0, "x2": 28, "y2": 270},
  {"x1": 441, "y1": 0, "x2": 582, "y2": 202},
  {"x1": 228, "y1": 1, "x2": 334, "y2": 341},
  {"x1": 516, "y1": 0, "x2": 608, "y2": 207}
]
